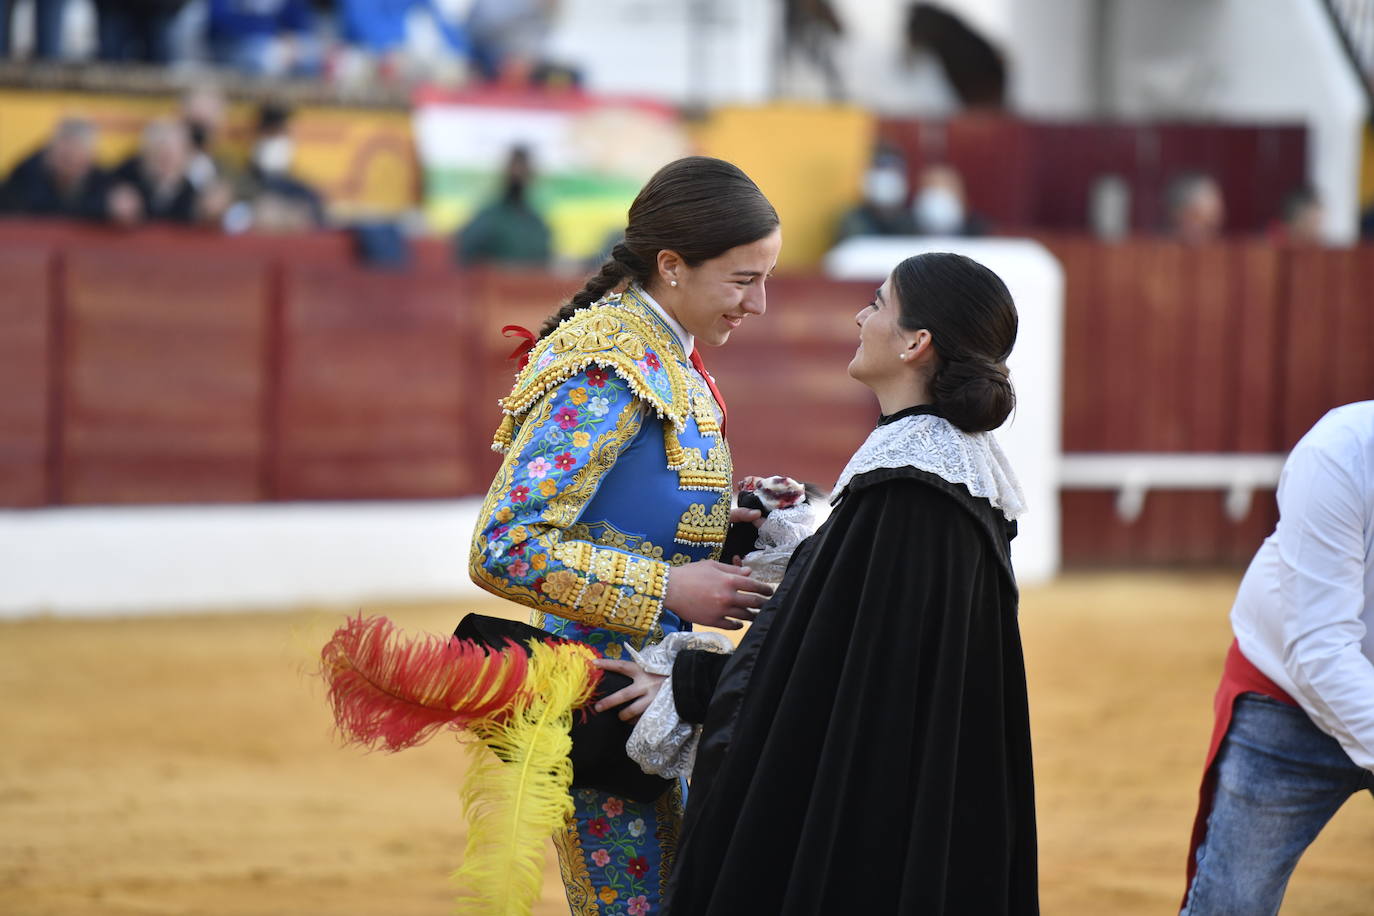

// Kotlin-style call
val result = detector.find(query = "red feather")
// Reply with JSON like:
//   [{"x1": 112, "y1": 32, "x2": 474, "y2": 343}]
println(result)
[{"x1": 320, "y1": 614, "x2": 530, "y2": 752}]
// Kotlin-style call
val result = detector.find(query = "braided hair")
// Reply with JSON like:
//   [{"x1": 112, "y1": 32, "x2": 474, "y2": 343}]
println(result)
[{"x1": 538, "y1": 156, "x2": 779, "y2": 339}]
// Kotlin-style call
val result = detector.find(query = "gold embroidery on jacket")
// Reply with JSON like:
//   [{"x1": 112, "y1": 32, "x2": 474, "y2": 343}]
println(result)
[
  {"x1": 566, "y1": 522, "x2": 697, "y2": 566},
  {"x1": 675, "y1": 439, "x2": 732, "y2": 493},
  {"x1": 674, "y1": 494, "x2": 731, "y2": 548},
  {"x1": 656, "y1": 782, "x2": 686, "y2": 900},
  {"x1": 552, "y1": 816, "x2": 601, "y2": 915},
  {"x1": 469, "y1": 393, "x2": 667, "y2": 634},
  {"x1": 493, "y1": 298, "x2": 692, "y2": 452}
]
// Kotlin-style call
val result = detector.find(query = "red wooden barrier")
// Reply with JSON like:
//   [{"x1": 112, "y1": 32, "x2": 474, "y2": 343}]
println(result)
[
  {"x1": 0, "y1": 243, "x2": 52, "y2": 507},
  {"x1": 61, "y1": 242, "x2": 269, "y2": 503},
  {"x1": 2, "y1": 221, "x2": 1371, "y2": 569},
  {"x1": 276, "y1": 263, "x2": 476, "y2": 500}
]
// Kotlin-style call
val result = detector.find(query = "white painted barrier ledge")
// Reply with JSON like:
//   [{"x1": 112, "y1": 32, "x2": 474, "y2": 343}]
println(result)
[{"x1": 0, "y1": 500, "x2": 488, "y2": 619}]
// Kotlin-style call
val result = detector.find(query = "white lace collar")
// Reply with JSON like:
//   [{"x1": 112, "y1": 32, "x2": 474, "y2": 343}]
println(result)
[{"x1": 831, "y1": 413, "x2": 1027, "y2": 520}]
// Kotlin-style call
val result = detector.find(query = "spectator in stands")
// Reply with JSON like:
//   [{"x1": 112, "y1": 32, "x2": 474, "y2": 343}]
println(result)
[
  {"x1": 92, "y1": 0, "x2": 190, "y2": 63},
  {"x1": 1165, "y1": 171, "x2": 1225, "y2": 244},
  {"x1": 225, "y1": 101, "x2": 326, "y2": 234},
  {"x1": 0, "y1": 0, "x2": 67, "y2": 59},
  {"x1": 911, "y1": 163, "x2": 986, "y2": 236},
  {"x1": 1273, "y1": 185, "x2": 1324, "y2": 245},
  {"x1": 329, "y1": 0, "x2": 473, "y2": 86},
  {"x1": 455, "y1": 145, "x2": 551, "y2": 265},
  {"x1": 0, "y1": 118, "x2": 109, "y2": 220},
  {"x1": 207, "y1": 0, "x2": 321, "y2": 77},
  {"x1": 835, "y1": 150, "x2": 916, "y2": 242},
  {"x1": 180, "y1": 84, "x2": 230, "y2": 192},
  {"x1": 107, "y1": 119, "x2": 221, "y2": 226}
]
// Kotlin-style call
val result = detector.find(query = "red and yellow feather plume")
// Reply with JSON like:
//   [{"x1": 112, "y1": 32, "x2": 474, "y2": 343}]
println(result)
[
  {"x1": 319, "y1": 615, "x2": 604, "y2": 915},
  {"x1": 320, "y1": 613, "x2": 529, "y2": 752}
]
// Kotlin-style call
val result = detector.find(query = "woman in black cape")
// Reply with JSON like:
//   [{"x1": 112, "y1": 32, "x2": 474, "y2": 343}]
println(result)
[{"x1": 599, "y1": 251, "x2": 1039, "y2": 914}]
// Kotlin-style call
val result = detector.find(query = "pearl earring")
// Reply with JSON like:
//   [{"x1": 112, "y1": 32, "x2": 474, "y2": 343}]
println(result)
[
  {"x1": 670, "y1": 280, "x2": 678, "y2": 287},
  {"x1": 899, "y1": 354, "x2": 909, "y2": 360}
]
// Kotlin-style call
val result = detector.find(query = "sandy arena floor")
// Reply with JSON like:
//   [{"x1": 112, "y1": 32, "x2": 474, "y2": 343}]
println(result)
[{"x1": 2, "y1": 572, "x2": 1371, "y2": 915}]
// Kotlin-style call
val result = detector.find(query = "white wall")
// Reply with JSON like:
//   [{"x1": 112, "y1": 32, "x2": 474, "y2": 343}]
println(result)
[
  {"x1": 1106, "y1": 0, "x2": 1368, "y2": 242},
  {"x1": 1007, "y1": 0, "x2": 1098, "y2": 117},
  {"x1": 545, "y1": 0, "x2": 778, "y2": 106}
]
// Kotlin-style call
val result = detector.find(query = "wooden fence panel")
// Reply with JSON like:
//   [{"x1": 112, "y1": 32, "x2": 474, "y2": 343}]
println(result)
[
  {"x1": 275, "y1": 264, "x2": 476, "y2": 500},
  {"x1": 5, "y1": 223, "x2": 1370, "y2": 571},
  {"x1": 1053, "y1": 240, "x2": 1290, "y2": 565},
  {"x1": 1048, "y1": 237, "x2": 1102, "y2": 452},
  {"x1": 1229, "y1": 244, "x2": 1283, "y2": 452},
  {"x1": 1280, "y1": 248, "x2": 1374, "y2": 446},
  {"x1": 61, "y1": 245, "x2": 268, "y2": 503},
  {"x1": 0, "y1": 245, "x2": 52, "y2": 506}
]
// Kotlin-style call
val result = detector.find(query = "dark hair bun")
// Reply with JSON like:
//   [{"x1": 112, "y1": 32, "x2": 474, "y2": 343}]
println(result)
[{"x1": 932, "y1": 358, "x2": 1015, "y2": 433}]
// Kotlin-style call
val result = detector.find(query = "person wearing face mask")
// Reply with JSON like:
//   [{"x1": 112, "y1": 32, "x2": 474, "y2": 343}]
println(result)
[
  {"x1": 454, "y1": 144, "x2": 552, "y2": 265},
  {"x1": 912, "y1": 163, "x2": 986, "y2": 237},
  {"x1": 226, "y1": 102, "x2": 325, "y2": 233},
  {"x1": 836, "y1": 152, "x2": 918, "y2": 243}
]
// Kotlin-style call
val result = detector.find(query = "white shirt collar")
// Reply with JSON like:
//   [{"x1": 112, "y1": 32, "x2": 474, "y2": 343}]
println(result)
[{"x1": 633, "y1": 285, "x2": 694, "y2": 357}]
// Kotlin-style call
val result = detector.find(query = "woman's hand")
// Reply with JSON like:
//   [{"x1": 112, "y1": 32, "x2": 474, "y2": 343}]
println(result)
[
  {"x1": 593, "y1": 657, "x2": 666, "y2": 721},
  {"x1": 665, "y1": 559, "x2": 774, "y2": 630}
]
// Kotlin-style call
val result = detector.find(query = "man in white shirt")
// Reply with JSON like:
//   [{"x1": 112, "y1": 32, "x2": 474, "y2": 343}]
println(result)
[{"x1": 1182, "y1": 401, "x2": 1374, "y2": 914}]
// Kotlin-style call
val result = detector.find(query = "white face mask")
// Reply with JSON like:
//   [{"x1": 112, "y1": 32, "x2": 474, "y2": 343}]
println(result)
[
  {"x1": 914, "y1": 186, "x2": 964, "y2": 235},
  {"x1": 253, "y1": 136, "x2": 294, "y2": 175},
  {"x1": 863, "y1": 167, "x2": 908, "y2": 209}
]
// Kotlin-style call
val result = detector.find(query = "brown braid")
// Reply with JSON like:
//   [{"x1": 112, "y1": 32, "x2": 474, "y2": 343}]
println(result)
[{"x1": 536, "y1": 243, "x2": 651, "y2": 339}]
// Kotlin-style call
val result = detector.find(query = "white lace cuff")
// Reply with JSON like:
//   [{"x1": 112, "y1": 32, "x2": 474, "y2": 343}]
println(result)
[
  {"x1": 624, "y1": 631, "x2": 733, "y2": 777},
  {"x1": 741, "y1": 500, "x2": 827, "y2": 585}
]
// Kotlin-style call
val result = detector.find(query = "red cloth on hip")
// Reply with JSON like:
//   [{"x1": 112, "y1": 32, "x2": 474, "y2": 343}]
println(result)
[
  {"x1": 689, "y1": 348, "x2": 728, "y2": 434},
  {"x1": 1182, "y1": 639, "x2": 1299, "y2": 905}
]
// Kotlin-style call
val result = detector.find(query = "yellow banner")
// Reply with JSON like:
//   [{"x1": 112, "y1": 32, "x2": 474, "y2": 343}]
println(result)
[
  {"x1": 692, "y1": 104, "x2": 875, "y2": 269},
  {"x1": 0, "y1": 89, "x2": 417, "y2": 217}
]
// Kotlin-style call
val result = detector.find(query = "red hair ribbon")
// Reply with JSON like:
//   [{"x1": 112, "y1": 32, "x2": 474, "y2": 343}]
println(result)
[{"x1": 502, "y1": 324, "x2": 537, "y2": 369}]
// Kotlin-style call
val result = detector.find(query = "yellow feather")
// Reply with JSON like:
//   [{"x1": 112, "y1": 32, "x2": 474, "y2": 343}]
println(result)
[{"x1": 452, "y1": 641, "x2": 600, "y2": 915}]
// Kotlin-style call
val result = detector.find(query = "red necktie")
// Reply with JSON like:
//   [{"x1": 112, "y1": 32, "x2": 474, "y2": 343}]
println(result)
[{"x1": 689, "y1": 348, "x2": 728, "y2": 434}]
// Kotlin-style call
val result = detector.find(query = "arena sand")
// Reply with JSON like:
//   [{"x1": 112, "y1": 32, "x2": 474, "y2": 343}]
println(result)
[{"x1": 1, "y1": 572, "x2": 1370, "y2": 916}]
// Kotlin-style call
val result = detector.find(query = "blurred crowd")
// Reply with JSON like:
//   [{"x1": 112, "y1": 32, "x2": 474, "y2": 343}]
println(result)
[
  {"x1": 836, "y1": 146, "x2": 1329, "y2": 247},
  {"x1": 0, "y1": 0, "x2": 565, "y2": 87},
  {"x1": 0, "y1": 85, "x2": 325, "y2": 233}
]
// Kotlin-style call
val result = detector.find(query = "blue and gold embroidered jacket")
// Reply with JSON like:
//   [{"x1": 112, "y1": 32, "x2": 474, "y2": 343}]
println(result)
[{"x1": 469, "y1": 288, "x2": 733, "y2": 641}]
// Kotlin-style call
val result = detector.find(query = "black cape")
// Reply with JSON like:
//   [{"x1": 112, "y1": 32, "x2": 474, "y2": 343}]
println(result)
[{"x1": 665, "y1": 432, "x2": 1038, "y2": 913}]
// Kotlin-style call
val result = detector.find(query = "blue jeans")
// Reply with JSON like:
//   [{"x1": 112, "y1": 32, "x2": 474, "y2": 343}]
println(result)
[{"x1": 1182, "y1": 693, "x2": 1374, "y2": 915}]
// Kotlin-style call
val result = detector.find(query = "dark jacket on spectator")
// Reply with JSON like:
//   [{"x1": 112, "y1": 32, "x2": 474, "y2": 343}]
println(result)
[
  {"x1": 0, "y1": 149, "x2": 110, "y2": 221},
  {"x1": 111, "y1": 156, "x2": 199, "y2": 223}
]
